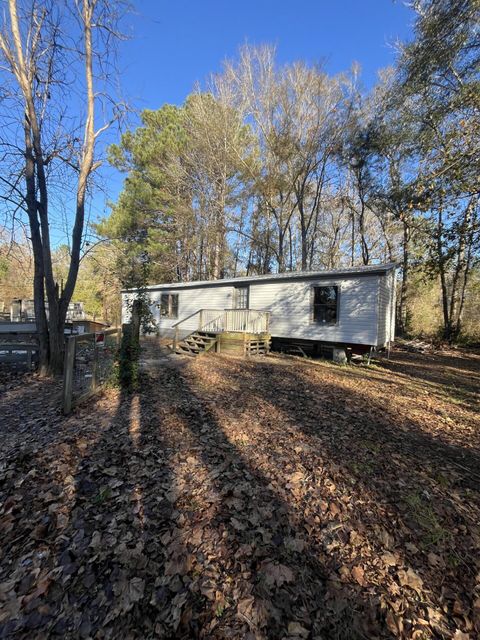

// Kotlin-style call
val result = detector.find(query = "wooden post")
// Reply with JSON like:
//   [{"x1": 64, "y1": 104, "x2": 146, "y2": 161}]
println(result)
[
  {"x1": 62, "y1": 336, "x2": 76, "y2": 415},
  {"x1": 92, "y1": 339, "x2": 99, "y2": 391},
  {"x1": 199, "y1": 309, "x2": 204, "y2": 330},
  {"x1": 173, "y1": 326, "x2": 179, "y2": 352}
]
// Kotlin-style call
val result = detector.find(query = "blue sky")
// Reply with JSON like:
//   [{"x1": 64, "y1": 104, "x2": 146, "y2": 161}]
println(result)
[
  {"x1": 89, "y1": 0, "x2": 414, "y2": 241},
  {"x1": 121, "y1": 0, "x2": 413, "y2": 108}
]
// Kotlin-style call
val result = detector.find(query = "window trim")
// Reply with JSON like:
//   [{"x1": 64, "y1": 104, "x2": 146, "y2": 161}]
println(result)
[
  {"x1": 310, "y1": 284, "x2": 340, "y2": 325},
  {"x1": 233, "y1": 285, "x2": 249, "y2": 310},
  {"x1": 159, "y1": 292, "x2": 179, "y2": 319}
]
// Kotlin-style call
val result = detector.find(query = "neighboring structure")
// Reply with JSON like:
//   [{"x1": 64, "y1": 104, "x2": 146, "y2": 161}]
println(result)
[
  {"x1": 7, "y1": 299, "x2": 87, "y2": 323},
  {"x1": 122, "y1": 263, "x2": 398, "y2": 358},
  {"x1": 0, "y1": 300, "x2": 109, "y2": 370},
  {"x1": 65, "y1": 319, "x2": 109, "y2": 335}
]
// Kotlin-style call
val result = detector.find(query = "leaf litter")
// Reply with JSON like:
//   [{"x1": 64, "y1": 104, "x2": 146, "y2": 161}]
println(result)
[{"x1": 0, "y1": 346, "x2": 479, "y2": 638}]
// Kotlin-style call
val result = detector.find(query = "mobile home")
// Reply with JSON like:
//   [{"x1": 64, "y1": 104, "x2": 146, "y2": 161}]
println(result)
[{"x1": 122, "y1": 263, "x2": 397, "y2": 358}]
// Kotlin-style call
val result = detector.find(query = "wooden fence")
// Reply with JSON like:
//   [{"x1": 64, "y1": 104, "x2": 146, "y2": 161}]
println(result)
[
  {"x1": 0, "y1": 327, "x2": 39, "y2": 370},
  {"x1": 62, "y1": 327, "x2": 121, "y2": 414}
]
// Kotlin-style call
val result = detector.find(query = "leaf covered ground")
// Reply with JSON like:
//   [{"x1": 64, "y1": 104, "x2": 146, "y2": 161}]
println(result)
[{"x1": 0, "y1": 346, "x2": 479, "y2": 639}]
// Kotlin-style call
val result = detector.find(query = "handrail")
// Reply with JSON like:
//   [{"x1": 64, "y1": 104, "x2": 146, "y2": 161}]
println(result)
[
  {"x1": 171, "y1": 308, "x2": 271, "y2": 351},
  {"x1": 223, "y1": 309, "x2": 270, "y2": 333},
  {"x1": 201, "y1": 311, "x2": 226, "y2": 333},
  {"x1": 170, "y1": 309, "x2": 201, "y2": 329},
  {"x1": 172, "y1": 308, "x2": 224, "y2": 351}
]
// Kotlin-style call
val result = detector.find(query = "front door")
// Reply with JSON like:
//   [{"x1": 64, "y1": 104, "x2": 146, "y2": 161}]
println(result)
[{"x1": 232, "y1": 286, "x2": 249, "y2": 331}]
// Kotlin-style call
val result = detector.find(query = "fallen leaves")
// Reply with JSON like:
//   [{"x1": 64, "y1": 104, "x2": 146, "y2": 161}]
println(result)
[
  {"x1": 0, "y1": 347, "x2": 479, "y2": 638},
  {"x1": 261, "y1": 561, "x2": 295, "y2": 588},
  {"x1": 382, "y1": 552, "x2": 398, "y2": 567},
  {"x1": 351, "y1": 564, "x2": 367, "y2": 586},
  {"x1": 287, "y1": 620, "x2": 309, "y2": 637},
  {"x1": 398, "y1": 568, "x2": 424, "y2": 593}
]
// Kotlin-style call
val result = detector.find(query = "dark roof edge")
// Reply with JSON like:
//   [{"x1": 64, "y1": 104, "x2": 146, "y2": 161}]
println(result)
[{"x1": 121, "y1": 263, "x2": 399, "y2": 294}]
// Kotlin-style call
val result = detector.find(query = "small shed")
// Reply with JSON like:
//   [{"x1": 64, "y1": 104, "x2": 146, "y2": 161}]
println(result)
[{"x1": 122, "y1": 263, "x2": 397, "y2": 357}]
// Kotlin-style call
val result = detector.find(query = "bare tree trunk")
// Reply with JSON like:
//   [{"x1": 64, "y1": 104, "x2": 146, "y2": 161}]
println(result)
[
  {"x1": 300, "y1": 217, "x2": 308, "y2": 271},
  {"x1": 288, "y1": 225, "x2": 294, "y2": 271},
  {"x1": 22, "y1": 129, "x2": 48, "y2": 368},
  {"x1": 436, "y1": 207, "x2": 451, "y2": 340},
  {"x1": 455, "y1": 205, "x2": 477, "y2": 337},
  {"x1": 0, "y1": 0, "x2": 120, "y2": 374},
  {"x1": 277, "y1": 228, "x2": 286, "y2": 272},
  {"x1": 359, "y1": 201, "x2": 369, "y2": 265},
  {"x1": 6, "y1": 1, "x2": 49, "y2": 371},
  {"x1": 448, "y1": 197, "x2": 473, "y2": 339},
  {"x1": 51, "y1": 0, "x2": 96, "y2": 373},
  {"x1": 350, "y1": 208, "x2": 355, "y2": 266},
  {"x1": 398, "y1": 219, "x2": 411, "y2": 336},
  {"x1": 1, "y1": 0, "x2": 103, "y2": 375}
]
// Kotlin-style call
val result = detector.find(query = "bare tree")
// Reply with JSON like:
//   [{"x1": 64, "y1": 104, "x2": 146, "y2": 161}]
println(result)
[
  {"x1": 280, "y1": 63, "x2": 346, "y2": 270},
  {"x1": 0, "y1": 0, "x2": 125, "y2": 374},
  {"x1": 217, "y1": 46, "x2": 300, "y2": 271}
]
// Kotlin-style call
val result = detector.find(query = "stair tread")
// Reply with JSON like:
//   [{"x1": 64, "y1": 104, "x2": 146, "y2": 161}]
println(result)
[{"x1": 175, "y1": 331, "x2": 218, "y2": 357}]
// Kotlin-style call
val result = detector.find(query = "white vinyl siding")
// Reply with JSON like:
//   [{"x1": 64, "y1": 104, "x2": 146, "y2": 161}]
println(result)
[
  {"x1": 122, "y1": 269, "x2": 396, "y2": 346},
  {"x1": 249, "y1": 276, "x2": 379, "y2": 345},
  {"x1": 376, "y1": 271, "x2": 396, "y2": 347},
  {"x1": 147, "y1": 285, "x2": 233, "y2": 337}
]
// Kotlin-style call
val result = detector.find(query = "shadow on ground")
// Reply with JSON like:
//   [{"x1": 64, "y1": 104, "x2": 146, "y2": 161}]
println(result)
[{"x1": 0, "y1": 347, "x2": 479, "y2": 638}]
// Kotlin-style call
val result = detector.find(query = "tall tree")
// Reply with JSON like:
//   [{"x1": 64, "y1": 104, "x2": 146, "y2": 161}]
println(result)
[
  {"x1": 100, "y1": 94, "x2": 254, "y2": 284},
  {"x1": 0, "y1": 0, "x2": 125, "y2": 373},
  {"x1": 396, "y1": 0, "x2": 480, "y2": 339},
  {"x1": 217, "y1": 45, "x2": 354, "y2": 272}
]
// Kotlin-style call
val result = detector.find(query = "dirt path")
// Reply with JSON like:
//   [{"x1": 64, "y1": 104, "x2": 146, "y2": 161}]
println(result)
[{"x1": 0, "y1": 348, "x2": 479, "y2": 638}]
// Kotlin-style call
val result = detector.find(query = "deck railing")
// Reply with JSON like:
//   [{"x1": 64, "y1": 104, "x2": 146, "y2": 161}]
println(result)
[
  {"x1": 171, "y1": 308, "x2": 270, "y2": 351},
  {"x1": 224, "y1": 309, "x2": 270, "y2": 333},
  {"x1": 199, "y1": 309, "x2": 225, "y2": 332}
]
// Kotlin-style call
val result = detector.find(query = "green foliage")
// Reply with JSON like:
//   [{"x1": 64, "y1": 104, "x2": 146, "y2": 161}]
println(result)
[
  {"x1": 405, "y1": 492, "x2": 450, "y2": 547},
  {"x1": 117, "y1": 291, "x2": 157, "y2": 392},
  {"x1": 96, "y1": 104, "x2": 186, "y2": 286},
  {"x1": 97, "y1": 93, "x2": 256, "y2": 286}
]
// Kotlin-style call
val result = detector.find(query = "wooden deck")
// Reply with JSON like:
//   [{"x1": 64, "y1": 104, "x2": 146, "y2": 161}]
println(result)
[
  {"x1": 214, "y1": 330, "x2": 271, "y2": 355},
  {"x1": 172, "y1": 308, "x2": 271, "y2": 355}
]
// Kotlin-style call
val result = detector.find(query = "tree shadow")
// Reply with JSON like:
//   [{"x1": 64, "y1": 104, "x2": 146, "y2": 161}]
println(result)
[
  {"x1": 200, "y1": 355, "x2": 480, "y2": 637},
  {"x1": 45, "y1": 385, "x2": 180, "y2": 638},
  {"x1": 3, "y1": 348, "x2": 477, "y2": 638},
  {"x1": 25, "y1": 359, "x2": 396, "y2": 639},
  {"x1": 378, "y1": 349, "x2": 480, "y2": 408},
  {"x1": 0, "y1": 383, "x2": 125, "y2": 637},
  {"x1": 132, "y1": 362, "x2": 395, "y2": 639}
]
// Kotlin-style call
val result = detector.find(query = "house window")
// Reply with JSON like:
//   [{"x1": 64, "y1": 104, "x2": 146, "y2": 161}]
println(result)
[
  {"x1": 313, "y1": 286, "x2": 338, "y2": 324},
  {"x1": 160, "y1": 293, "x2": 179, "y2": 319},
  {"x1": 234, "y1": 286, "x2": 249, "y2": 309}
]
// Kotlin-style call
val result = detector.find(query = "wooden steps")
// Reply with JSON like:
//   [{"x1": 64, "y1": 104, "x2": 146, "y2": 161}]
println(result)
[
  {"x1": 172, "y1": 331, "x2": 271, "y2": 358},
  {"x1": 174, "y1": 331, "x2": 218, "y2": 357}
]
